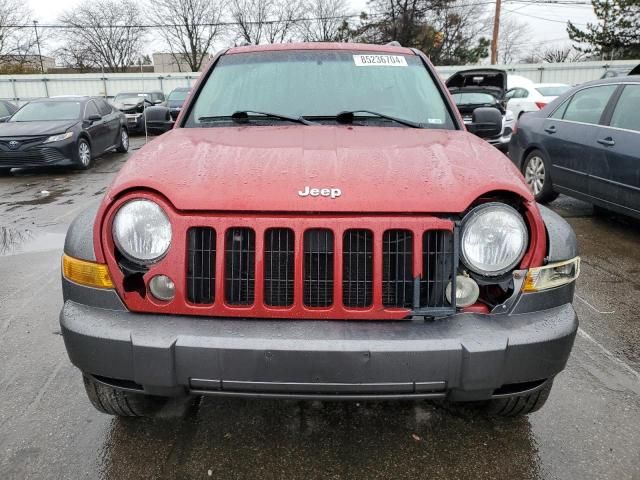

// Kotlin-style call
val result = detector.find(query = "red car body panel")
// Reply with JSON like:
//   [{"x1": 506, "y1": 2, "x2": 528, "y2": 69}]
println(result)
[{"x1": 102, "y1": 126, "x2": 532, "y2": 213}]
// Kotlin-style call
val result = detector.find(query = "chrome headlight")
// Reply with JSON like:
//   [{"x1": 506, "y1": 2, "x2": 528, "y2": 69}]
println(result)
[
  {"x1": 43, "y1": 132, "x2": 73, "y2": 143},
  {"x1": 460, "y1": 203, "x2": 528, "y2": 276},
  {"x1": 112, "y1": 200, "x2": 172, "y2": 264}
]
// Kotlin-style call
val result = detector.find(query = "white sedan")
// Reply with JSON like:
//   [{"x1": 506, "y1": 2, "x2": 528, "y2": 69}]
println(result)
[{"x1": 506, "y1": 83, "x2": 571, "y2": 119}]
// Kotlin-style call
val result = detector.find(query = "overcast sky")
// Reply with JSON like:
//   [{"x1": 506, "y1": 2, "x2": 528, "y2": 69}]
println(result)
[{"x1": 29, "y1": 0, "x2": 598, "y2": 62}]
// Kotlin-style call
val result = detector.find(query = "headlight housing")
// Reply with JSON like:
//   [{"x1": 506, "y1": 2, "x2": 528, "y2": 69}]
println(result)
[
  {"x1": 43, "y1": 132, "x2": 73, "y2": 143},
  {"x1": 112, "y1": 199, "x2": 172, "y2": 264},
  {"x1": 460, "y1": 203, "x2": 528, "y2": 277}
]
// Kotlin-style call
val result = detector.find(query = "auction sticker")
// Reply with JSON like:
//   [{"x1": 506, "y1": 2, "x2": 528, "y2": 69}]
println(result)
[{"x1": 353, "y1": 55, "x2": 408, "y2": 67}]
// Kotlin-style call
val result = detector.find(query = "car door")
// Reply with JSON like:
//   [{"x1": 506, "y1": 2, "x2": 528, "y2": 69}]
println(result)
[
  {"x1": 507, "y1": 88, "x2": 526, "y2": 118},
  {"x1": 96, "y1": 98, "x2": 120, "y2": 148},
  {"x1": 84, "y1": 100, "x2": 109, "y2": 154},
  {"x1": 592, "y1": 83, "x2": 640, "y2": 215},
  {"x1": 540, "y1": 84, "x2": 618, "y2": 197}
]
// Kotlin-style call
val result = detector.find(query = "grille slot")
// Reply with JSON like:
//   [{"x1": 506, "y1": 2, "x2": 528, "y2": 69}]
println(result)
[
  {"x1": 421, "y1": 230, "x2": 455, "y2": 308},
  {"x1": 225, "y1": 228, "x2": 255, "y2": 305},
  {"x1": 303, "y1": 229, "x2": 334, "y2": 307},
  {"x1": 186, "y1": 227, "x2": 216, "y2": 304},
  {"x1": 342, "y1": 229, "x2": 373, "y2": 308},
  {"x1": 382, "y1": 230, "x2": 414, "y2": 308},
  {"x1": 264, "y1": 228, "x2": 295, "y2": 307}
]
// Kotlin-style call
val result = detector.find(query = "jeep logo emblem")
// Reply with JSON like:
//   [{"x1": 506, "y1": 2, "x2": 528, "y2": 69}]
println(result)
[
  {"x1": 8, "y1": 140, "x2": 19, "y2": 150},
  {"x1": 298, "y1": 186, "x2": 342, "y2": 199}
]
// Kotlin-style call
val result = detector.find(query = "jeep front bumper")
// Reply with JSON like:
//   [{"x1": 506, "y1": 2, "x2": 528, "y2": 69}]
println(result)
[{"x1": 60, "y1": 290, "x2": 577, "y2": 401}]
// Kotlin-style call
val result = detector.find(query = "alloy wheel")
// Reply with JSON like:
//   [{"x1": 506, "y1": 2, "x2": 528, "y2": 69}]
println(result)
[
  {"x1": 79, "y1": 142, "x2": 91, "y2": 167},
  {"x1": 525, "y1": 155, "x2": 545, "y2": 195},
  {"x1": 121, "y1": 130, "x2": 129, "y2": 151}
]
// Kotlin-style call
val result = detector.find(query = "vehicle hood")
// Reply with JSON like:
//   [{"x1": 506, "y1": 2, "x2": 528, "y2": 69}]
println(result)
[
  {"x1": 446, "y1": 69, "x2": 507, "y2": 99},
  {"x1": 113, "y1": 100, "x2": 148, "y2": 111},
  {"x1": 105, "y1": 126, "x2": 532, "y2": 213},
  {"x1": 0, "y1": 120, "x2": 78, "y2": 137}
]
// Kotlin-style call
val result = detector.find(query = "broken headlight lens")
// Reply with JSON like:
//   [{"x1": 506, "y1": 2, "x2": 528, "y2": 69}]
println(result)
[
  {"x1": 522, "y1": 257, "x2": 580, "y2": 292},
  {"x1": 112, "y1": 199, "x2": 172, "y2": 264}
]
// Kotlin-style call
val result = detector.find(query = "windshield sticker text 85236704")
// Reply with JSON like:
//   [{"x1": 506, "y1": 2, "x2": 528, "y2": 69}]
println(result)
[{"x1": 353, "y1": 55, "x2": 408, "y2": 67}]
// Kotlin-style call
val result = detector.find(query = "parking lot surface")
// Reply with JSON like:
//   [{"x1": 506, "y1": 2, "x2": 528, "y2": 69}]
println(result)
[{"x1": 0, "y1": 138, "x2": 639, "y2": 479}]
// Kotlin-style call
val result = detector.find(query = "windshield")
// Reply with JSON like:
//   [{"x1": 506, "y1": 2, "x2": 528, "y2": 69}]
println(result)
[
  {"x1": 115, "y1": 93, "x2": 149, "y2": 103},
  {"x1": 185, "y1": 50, "x2": 454, "y2": 128},
  {"x1": 535, "y1": 86, "x2": 570, "y2": 97},
  {"x1": 451, "y1": 92, "x2": 497, "y2": 105},
  {"x1": 10, "y1": 101, "x2": 81, "y2": 122},
  {"x1": 168, "y1": 90, "x2": 189, "y2": 102}
]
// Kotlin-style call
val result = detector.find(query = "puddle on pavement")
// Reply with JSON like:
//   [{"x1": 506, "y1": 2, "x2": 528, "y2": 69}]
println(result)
[{"x1": 0, "y1": 226, "x2": 66, "y2": 256}]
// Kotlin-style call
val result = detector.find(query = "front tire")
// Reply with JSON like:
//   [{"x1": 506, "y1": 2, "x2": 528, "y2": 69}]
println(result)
[
  {"x1": 116, "y1": 128, "x2": 129, "y2": 153},
  {"x1": 523, "y1": 149, "x2": 558, "y2": 203},
  {"x1": 83, "y1": 374, "x2": 166, "y2": 417},
  {"x1": 74, "y1": 138, "x2": 92, "y2": 170},
  {"x1": 480, "y1": 380, "x2": 553, "y2": 417}
]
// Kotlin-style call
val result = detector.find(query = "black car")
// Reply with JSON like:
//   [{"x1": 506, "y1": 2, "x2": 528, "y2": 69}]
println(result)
[
  {"x1": 446, "y1": 68, "x2": 513, "y2": 151},
  {"x1": 112, "y1": 91, "x2": 166, "y2": 133},
  {"x1": 509, "y1": 77, "x2": 640, "y2": 218},
  {"x1": 0, "y1": 100, "x2": 18, "y2": 122},
  {"x1": 166, "y1": 87, "x2": 191, "y2": 120},
  {"x1": 0, "y1": 96, "x2": 128, "y2": 174}
]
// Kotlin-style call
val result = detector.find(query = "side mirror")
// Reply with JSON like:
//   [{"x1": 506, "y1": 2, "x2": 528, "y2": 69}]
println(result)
[
  {"x1": 87, "y1": 114, "x2": 102, "y2": 122},
  {"x1": 468, "y1": 107, "x2": 502, "y2": 138},
  {"x1": 0, "y1": 116, "x2": 9, "y2": 123}
]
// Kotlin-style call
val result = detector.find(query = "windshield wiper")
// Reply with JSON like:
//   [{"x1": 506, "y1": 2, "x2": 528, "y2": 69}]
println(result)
[
  {"x1": 334, "y1": 110, "x2": 424, "y2": 128},
  {"x1": 198, "y1": 110, "x2": 317, "y2": 126}
]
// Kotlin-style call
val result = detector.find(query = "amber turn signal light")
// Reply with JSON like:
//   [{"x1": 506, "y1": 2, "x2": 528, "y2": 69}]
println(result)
[
  {"x1": 62, "y1": 254, "x2": 114, "y2": 289},
  {"x1": 522, "y1": 257, "x2": 580, "y2": 293}
]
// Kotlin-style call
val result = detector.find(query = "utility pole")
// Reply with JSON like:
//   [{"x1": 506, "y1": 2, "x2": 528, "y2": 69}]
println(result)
[
  {"x1": 490, "y1": 0, "x2": 502, "y2": 65},
  {"x1": 33, "y1": 20, "x2": 44, "y2": 74}
]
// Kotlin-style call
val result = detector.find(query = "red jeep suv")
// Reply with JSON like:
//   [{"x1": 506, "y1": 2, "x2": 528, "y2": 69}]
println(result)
[{"x1": 60, "y1": 43, "x2": 580, "y2": 417}]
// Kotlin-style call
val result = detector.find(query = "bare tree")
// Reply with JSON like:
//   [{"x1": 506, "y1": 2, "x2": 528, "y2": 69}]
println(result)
[
  {"x1": 58, "y1": 0, "x2": 146, "y2": 72},
  {"x1": 539, "y1": 46, "x2": 587, "y2": 63},
  {"x1": 150, "y1": 0, "x2": 225, "y2": 72},
  {"x1": 230, "y1": 0, "x2": 303, "y2": 44},
  {"x1": 298, "y1": 0, "x2": 351, "y2": 42},
  {"x1": 0, "y1": 0, "x2": 49, "y2": 72},
  {"x1": 498, "y1": 15, "x2": 532, "y2": 64}
]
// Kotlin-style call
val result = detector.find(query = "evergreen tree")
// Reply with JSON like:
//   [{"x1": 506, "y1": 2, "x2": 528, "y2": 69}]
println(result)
[{"x1": 567, "y1": 0, "x2": 640, "y2": 60}]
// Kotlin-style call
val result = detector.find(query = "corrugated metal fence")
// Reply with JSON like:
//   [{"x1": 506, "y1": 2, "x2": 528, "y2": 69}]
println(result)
[{"x1": 0, "y1": 59, "x2": 637, "y2": 104}]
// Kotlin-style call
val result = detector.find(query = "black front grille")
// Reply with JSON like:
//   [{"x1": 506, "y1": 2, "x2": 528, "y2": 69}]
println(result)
[
  {"x1": 421, "y1": 230, "x2": 455, "y2": 308},
  {"x1": 225, "y1": 228, "x2": 255, "y2": 305},
  {"x1": 303, "y1": 229, "x2": 334, "y2": 307},
  {"x1": 186, "y1": 227, "x2": 216, "y2": 304},
  {"x1": 0, "y1": 148, "x2": 66, "y2": 165},
  {"x1": 342, "y1": 229, "x2": 373, "y2": 308},
  {"x1": 382, "y1": 230, "x2": 414, "y2": 308},
  {"x1": 264, "y1": 228, "x2": 294, "y2": 307}
]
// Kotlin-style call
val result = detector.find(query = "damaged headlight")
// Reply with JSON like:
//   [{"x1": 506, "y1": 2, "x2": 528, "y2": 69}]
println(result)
[
  {"x1": 523, "y1": 257, "x2": 580, "y2": 292},
  {"x1": 460, "y1": 203, "x2": 528, "y2": 277},
  {"x1": 112, "y1": 199, "x2": 172, "y2": 264}
]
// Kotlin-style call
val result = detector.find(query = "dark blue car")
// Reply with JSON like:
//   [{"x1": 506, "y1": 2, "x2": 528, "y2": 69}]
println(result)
[{"x1": 509, "y1": 76, "x2": 640, "y2": 218}]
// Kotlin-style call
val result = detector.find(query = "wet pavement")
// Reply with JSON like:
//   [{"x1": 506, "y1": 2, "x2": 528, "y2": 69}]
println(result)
[{"x1": 0, "y1": 139, "x2": 639, "y2": 479}]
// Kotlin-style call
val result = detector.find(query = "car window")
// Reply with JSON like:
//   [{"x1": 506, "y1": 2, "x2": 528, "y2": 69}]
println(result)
[
  {"x1": 186, "y1": 50, "x2": 455, "y2": 129},
  {"x1": 451, "y1": 92, "x2": 497, "y2": 105},
  {"x1": 152, "y1": 93, "x2": 164, "y2": 102},
  {"x1": 505, "y1": 89, "x2": 516, "y2": 100},
  {"x1": 609, "y1": 84, "x2": 640, "y2": 132},
  {"x1": 535, "y1": 86, "x2": 570, "y2": 97},
  {"x1": 561, "y1": 85, "x2": 617, "y2": 125},
  {"x1": 9, "y1": 101, "x2": 81, "y2": 122},
  {"x1": 95, "y1": 98, "x2": 112, "y2": 115},
  {"x1": 518, "y1": 88, "x2": 529, "y2": 99},
  {"x1": 550, "y1": 99, "x2": 570, "y2": 119},
  {"x1": 0, "y1": 102, "x2": 10, "y2": 117},
  {"x1": 84, "y1": 101, "x2": 100, "y2": 119}
]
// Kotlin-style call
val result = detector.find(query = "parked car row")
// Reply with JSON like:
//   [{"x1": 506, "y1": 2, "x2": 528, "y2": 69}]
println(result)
[{"x1": 0, "y1": 86, "x2": 191, "y2": 173}]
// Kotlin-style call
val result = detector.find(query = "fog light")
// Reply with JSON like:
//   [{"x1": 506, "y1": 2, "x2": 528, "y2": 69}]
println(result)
[
  {"x1": 149, "y1": 275, "x2": 175, "y2": 301},
  {"x1": 446, "y1": 275, "x2": 480, "y2": 307}
]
